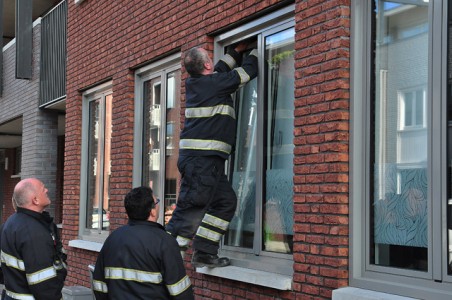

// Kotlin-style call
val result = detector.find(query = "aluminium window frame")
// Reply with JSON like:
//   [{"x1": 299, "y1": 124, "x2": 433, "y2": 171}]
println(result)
[
  {"x1": 213, "y1": 5, "x2": 295, "y2": 276},
  {"x1": 132, "y1": 53, "x2": 181, "y2": 225},
  {"x1": 350, "y1": 0, "x2": 452, "y2": 298},
  {"x1": 79, "y1": 81, "x2": 112, "y2": 243}
]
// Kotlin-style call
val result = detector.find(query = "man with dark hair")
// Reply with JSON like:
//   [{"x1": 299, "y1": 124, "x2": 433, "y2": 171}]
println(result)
[
  {"x1": 93, "y1": 186, "x2": 193, "y2": 300},
  {"x1": 166, "y1": 42, "x2": 258, "y2": 268},
  {"x1": 1, "y1": 178, "x2": 67, "y2": 300}
]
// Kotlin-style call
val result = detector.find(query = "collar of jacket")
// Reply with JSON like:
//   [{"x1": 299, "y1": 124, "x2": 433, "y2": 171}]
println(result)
[
  {"x1": 128, "y1": 219, "x2": 165, "y2": 230},
  {"x1": 16, "y1": 207, "x2": 53, "y2": 225}
]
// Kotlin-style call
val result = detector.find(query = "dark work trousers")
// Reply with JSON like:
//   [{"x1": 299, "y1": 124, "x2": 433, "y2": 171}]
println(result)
[{"x1": 166, "y1": 155, "x2": 237, "y2": 255}]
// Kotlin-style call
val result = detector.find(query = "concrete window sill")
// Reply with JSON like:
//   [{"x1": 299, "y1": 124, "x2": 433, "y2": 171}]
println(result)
[{"x1": 195, "y1": 265, "x2": 292, "y2": 290}]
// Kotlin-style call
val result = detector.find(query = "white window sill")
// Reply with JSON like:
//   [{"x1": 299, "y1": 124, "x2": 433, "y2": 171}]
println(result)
[
  {"x1": 68, "y1": 239, "x2": 103, "y2": 252},
  {"x1": 332, "y1": 287, "x2": 417, "y2": 300},
  {"x1": 195, "y1": 266, "x2": 292, "y2": 290}
]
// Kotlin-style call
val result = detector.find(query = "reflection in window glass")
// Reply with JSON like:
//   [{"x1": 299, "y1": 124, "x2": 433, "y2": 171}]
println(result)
[
  {"x1": 142, "y1": 68, "x2": 181, "y2": 225},
  {"x1": 226, "y1": 77, "x2": 257, "y2": 249},
  {"x1": 371, "y1": 0, "x2": 428, "y2": 271},
  {"x1": 86, "y1": 93, "x2": 112, "y2": 231},
  {"x1": 143, "y1": 78, "x2": 162, "y2": 198},
  {"x1": 264, "y1": 28, "x2": 294, "y2": 254},
  {"x1": 164, "y1": 70, "x2": 181, "y2": 225},
  {"x1": 225, "y1": 27, "x2": 295, "y2": 254}
]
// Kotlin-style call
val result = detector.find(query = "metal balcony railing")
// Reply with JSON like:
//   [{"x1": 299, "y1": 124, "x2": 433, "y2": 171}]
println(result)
[{"x1": 39, "y1": 0, "x2": 67, "y2": 107}]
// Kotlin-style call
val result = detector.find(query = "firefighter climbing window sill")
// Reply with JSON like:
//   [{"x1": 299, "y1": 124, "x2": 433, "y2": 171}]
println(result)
[{"x1": 195, "y1": 265, "x2": 292, "y2": 291}]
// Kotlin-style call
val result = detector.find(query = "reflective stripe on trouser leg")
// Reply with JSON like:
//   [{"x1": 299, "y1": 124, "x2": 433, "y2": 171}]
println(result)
[
  {"x1": 193, "y1": 173, "x2": 237, "y2": 254},
  {"x1": 194, "y1": 215, "x2": 229, "y2": 254}
]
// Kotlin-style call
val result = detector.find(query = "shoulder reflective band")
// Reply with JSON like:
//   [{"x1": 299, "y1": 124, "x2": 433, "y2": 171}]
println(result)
[
  {"x1": 202, "y1": 214, "x2": 229, "y2": 231},
  {"x1": 220, "y1": 53, "x2": 236, "y2": 70},
  {"x1": 176, "y1": 235, "x2": 191, "y2": 248},
  {"x1": 196, "y1": 226, "x2": 222, "y2": 242},
  {"x1": 1, "y1": 251, "x2": 25, "y2": 271},
  {"x1": 235, "y1": 67, "x2": 251, "y2": 87},
  {"x1": 185, "y1": 105, "x2": 235, "y2": 119},
  {"x1": 105, "y1": 267, "x2": 163, "y2": 283},
  {"x1": 179, "y1": 139, "x2": 232, "y2": 154},
  {"x1": 93, "y1": 280, "x2": 108, "y2": 293},
  {"x1": 166, "y1": 275, "x2": 191, "y2": 296},
  {"x1": 27, "y1": 266, "x2": 57, "y2": 285},
  {"x1": 5, "y1": 290, "x2": 35, "y2": 300},
  {"x1": 250, "y1": 49, "x2": 258, "y2": 57}
]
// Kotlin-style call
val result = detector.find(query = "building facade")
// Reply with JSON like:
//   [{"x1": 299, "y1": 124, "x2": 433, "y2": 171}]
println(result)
[
  {"x1": 0, "y1": 1, "x2": 66, "y2": 226},
  {"x1": 63, "y1": 0, "x2": 452, "y2": 299}
]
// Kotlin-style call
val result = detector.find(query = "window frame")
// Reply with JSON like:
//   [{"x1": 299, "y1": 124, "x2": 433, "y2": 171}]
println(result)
[
  {"x1": 79, "y1": 81, "x2": 112, "y2": 242},
  {"x1": 350, "y1": 0, "x2": 452, "y2": 298},
  {"x1": 132, "y1": 53, "x2": 181, "y2": 224},
  {"x1": 213, "y1": 5, "x2": 295, "y2": 276}
]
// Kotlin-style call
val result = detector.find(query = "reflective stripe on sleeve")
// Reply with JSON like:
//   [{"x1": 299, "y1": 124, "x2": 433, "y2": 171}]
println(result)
[
  {"x1": 167, "y1": 275, "x2": 191, "y2": 296},
  {"x1": 105, "y1": 267, "x2": 163, "y2": 283},
  {"x1": 185, "y1": 104, "x2": 235, "y2": 119},
  {"x1": 196, "y1": 226, "x2": 222, "y2": 242},
  {"x1": 220, "y1": 53, "x2": 236, "y2": 70},
  {"x1": 26, "y1": 266, "x2": 57, "y2": 285},
  {"x1": 202, "y1": 214, "x2": 229, "y2": 231},
  {"x1": 235, "y1": 67, "x2": 251, "y2": 87},
  {"x1": 176, "y1": 235, "x2": 191, "y2": 248},
  {"x1": 93, "y1": 280, "x2": 108, "y2": 293},
  {"x1": 1, "y1": 251, "x2": 25, "y2": 271},
  {"x1": 179, "y1": 139, "x2": 232, "y2": 154},
  {"x1": 5, "y1": 290, "x2": 35, "y2": 300}
]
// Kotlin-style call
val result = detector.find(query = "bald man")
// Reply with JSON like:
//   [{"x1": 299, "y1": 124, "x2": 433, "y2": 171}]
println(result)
[{"x1": 1, "y1": 178, "x2": 67, "y2": 300}]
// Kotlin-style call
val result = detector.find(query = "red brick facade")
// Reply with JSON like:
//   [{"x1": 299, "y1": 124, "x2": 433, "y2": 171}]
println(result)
[{"x1": 64, "y1": 0, "x2": 351, "y2": 298}]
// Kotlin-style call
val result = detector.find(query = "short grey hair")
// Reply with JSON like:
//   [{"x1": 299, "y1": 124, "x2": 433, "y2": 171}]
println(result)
[{"x1": 184, "y1": 47, "x2": 210, "y2": 76}]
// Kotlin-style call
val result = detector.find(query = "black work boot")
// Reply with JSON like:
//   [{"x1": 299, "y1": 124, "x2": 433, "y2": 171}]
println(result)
[{"x1": 191, "y1": 250, "x2": 230, "y2": 268}]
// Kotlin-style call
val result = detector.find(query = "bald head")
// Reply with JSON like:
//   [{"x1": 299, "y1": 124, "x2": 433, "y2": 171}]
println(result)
[{"x1": 13, "y1": 178, "x2": 51, "y2": 212}]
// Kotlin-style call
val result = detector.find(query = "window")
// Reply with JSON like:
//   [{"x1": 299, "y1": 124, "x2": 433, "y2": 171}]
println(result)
[
  {"x1": 133, "y1": 54, "x2": 181, "y2": 225},
  {"x1": 79, "y1": 82, "x2": 112, "y2": 241},
  {"x1": 215, "y1": 6, "x2": 294, "y2": 275},
  {"x1": 351, "y1": 0, "x2": 452, "y2": 298}
]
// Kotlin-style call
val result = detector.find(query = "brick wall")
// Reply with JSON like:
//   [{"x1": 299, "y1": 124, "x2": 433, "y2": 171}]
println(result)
[
  {"x1": 65, "y1": 0, "x2": 351, "y2": 298},
  {"x1": 293, "y1": 1, "x2": 350, "y2": 299}
]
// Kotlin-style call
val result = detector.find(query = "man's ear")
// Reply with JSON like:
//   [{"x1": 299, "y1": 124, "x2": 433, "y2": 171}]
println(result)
[
  {"x1": 204, "y1": 61, "x2": 213, "y2": 71},
  {"x1": 148, "y1": 206, "x2": 157, "y2": 221}
]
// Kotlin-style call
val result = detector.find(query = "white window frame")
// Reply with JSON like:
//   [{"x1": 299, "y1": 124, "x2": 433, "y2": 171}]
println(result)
[{"x1": 398, "y1": 87, "x2": 427, "y2": 130}]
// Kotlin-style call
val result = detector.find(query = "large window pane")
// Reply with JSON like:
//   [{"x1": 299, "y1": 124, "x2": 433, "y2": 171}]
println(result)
[
  {"x1": 164, "y1": 70, "x2": 181, "y2": 225},
  {"x1": 86, "y1": 93, "x2": 112, "y2": 231},
  {"x1": 226, "y1": 76, "x2": 257, "y2": 249},
  {"x1": 371, "y1": 0, "x2": 429, "y2": 271},
  {"x1": 143, "y1": 77, "x2": 162, "y2": 199},
  {"x1": 225, "y1": 27, "x2": 295, "y2": 255},
  {"x1": 264, "y1": 28, "x2": 294, "y2": 254}
]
